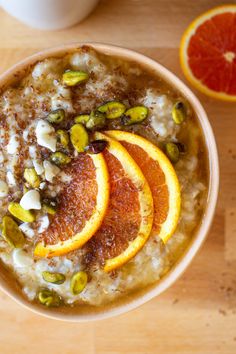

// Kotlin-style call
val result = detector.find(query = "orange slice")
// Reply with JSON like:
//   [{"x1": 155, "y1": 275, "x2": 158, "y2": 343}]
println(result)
[
  {"x1": 84, "y1": 132, "x2": 154, "y2": 272},
  {"x1": 180, "y1": 5, "x2": 236, "y2": 101},
  {"x1": 34, "y1": 153, "x2": 109, "y2": 258},
  {"x1": 106, "y1": 130, "x2": 181, "y2": 243}
]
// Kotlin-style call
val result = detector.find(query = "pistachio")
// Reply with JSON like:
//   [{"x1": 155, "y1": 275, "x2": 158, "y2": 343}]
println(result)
[
  {"x1": 62, "y1": 70, "x2": 89, "y2": 87},
  {"x1": 42, "y1": 203, "x2": 57, "y2": 215},
  {"x1": 74, "y1": 114, "x2": 90, "y2": 125},
  {"x1": 165, "y1": 142, "x2": 180, "y2": 163},
  {"x1": 8, "y1": 202, "x2": 35, "y2": 222},
  {"x1": 98, "y1": 101, "x2": 126, "y2": 119},
  {"x1": 24, "y1": 168, "x2": 40, "y2": 188},
  {"x1": 122, "y1": 106, "x2": 148, "y2": 125},
  {"x1": 56, "y1": 129, "x2": 69, "y2": 147},
  {"x1": 86, "y1": 111, "x2": 106, "y2": 130},
  {"x1": 38, "y1": 289, "x2": 61, "y2": 307},
  {"x1": 50, "y1": 152, "x2": 71, "y2": 166},
  {"x1": 42, "y1": 271, "x2": 65, "y2": 284},
  {"x1": 84, "y1": 140, "x2": 108, "y2": 154},
  {"x1": 1, "y1": 216, "x2": 25, "y2": 248},
  {"x1": 47, "y1": 109, "x2": 65, "y2": 124},
  {"x1": 70, "y1": 271, "x2": 88, "y2": 295},
  {"x1": 70, "y1": 124, "x2": 89, "y2": 152},
  {"x1": 171, "y1": 101, "x2": 186, "y2": 124}
]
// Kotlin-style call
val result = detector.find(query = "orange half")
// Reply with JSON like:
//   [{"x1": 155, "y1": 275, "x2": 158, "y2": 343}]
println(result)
[{"x1": 180, "y1": 5, "x2": 236, "y2": 101}]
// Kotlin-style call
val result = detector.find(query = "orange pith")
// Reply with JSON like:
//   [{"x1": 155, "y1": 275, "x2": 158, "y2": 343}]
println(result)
[
  {"x1": 34, "y1": 153, "x2": 109, "y2": 258},
  {"x1": 106, "y1": 131, "x2": 181, "y2": 243},
  {"x1": 180, "y1": 5, "x2": 236, "y2": 101}
]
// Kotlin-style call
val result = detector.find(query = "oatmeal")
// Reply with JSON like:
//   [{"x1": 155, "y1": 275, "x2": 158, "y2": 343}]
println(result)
[{"x1": 0, "y1": 46, "x2": 208, "y2": 307}]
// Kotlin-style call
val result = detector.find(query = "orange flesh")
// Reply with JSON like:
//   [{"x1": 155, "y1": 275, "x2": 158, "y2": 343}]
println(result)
[
  {"x1": 83, "y1": 149, "x2": 141, "y2": 265},
  {"x1": 39, "y1": 155, "x2": 97, "y2": 245},
  {"x1": 187, "y1": 12, "x2": 236, "y2": 94},
  {"x1": 120, "y1": 141, "x2": 169, "y2": 234}
]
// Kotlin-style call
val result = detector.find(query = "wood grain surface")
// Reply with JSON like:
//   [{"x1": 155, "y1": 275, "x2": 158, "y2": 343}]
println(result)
[{"x1": 0, "y1": 1, "x2": 235, "y2": 353}]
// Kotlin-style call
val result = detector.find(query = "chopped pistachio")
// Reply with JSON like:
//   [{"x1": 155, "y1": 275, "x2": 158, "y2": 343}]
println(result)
[
  {"x1": 1, "y1": 216, "x2": 25, "y2": 248},
  {"x1": 70, "y1": 124, "x2": 89, "y2": 152},
  {"x1": 98, "y1": 101, "x2": 126, "y2": 119},
  {"x1": 24, "y1": 168, "x2": 40, "y2": 188},
  {"x1": 165, "y1": 142, "x2": 180, "y2": 163},
  {"x1": 42, "y1": 271, "x2": 65, "y2": 284},
  {"x1": 171, "y1": 101, "x2": 186, "y2": 124},
  {"x1": 122, "y1": 106, "x2": 148, "y2": 125},
  {"x1": 8, "y1": 202, "x2": 35, "y2": 222},
  {"x1": 47, "y1": 109, "x2": 65, "y2": 124},
  {"x1": 42, "y1": 203, "x2": 57, "y2": 215},
  {"x1": 70, "y1": 271, "x2": 88, "y2": 295},
  {"x1": 62, "y1": 70, "x2": 89, "y2": 87},
  {"x1": 38, "y1": 289, "x2": 61, "y2": 307},
  {"x1": 50, "y1": 152, "x2": 71, "y2": 166},
  {"x1": 86, "y1": 111, "x2": 106, "y2": 130},
  {"x1": 56, "y1": 129, "x2": 69, "y2": 147},
  {"x1": 74, "y1": 114, "x2": 90, "y2": 125}
]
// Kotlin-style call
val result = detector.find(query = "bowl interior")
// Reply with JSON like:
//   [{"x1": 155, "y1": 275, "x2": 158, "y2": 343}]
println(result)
[{"x1": 0, "y1": 43, "x2": 219, "y2": 322}]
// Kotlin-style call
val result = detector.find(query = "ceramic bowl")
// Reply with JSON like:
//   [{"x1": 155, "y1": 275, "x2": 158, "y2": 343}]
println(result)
[{"x1": 0, "y1": 43, "x2": 219, "y2": 321}]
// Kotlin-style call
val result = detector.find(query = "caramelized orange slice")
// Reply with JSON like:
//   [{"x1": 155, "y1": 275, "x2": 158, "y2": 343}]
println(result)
[
  {"x1": 84, "y1": 132, "x2": 154, "y2": 272},
  {"x1": 106, "y1": 130, "x2": 181, "y2": 243},
  {"x1": 34, "y1": 153, "x2": 109, "y2": 258}
]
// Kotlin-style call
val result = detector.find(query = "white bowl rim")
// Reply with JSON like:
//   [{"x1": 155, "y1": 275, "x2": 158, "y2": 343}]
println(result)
[{"x1": 0, "y1": 42, "x2": 219, "y2": 322}]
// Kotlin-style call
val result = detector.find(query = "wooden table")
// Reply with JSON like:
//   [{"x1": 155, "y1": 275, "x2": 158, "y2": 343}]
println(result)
[{"x1": 0, "y1": 1, "x2": 235, "y2": 353}]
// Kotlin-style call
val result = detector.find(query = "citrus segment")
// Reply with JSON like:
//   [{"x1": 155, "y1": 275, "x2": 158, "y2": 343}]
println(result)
[
  {"x1": 84, "y1": 132, "x2": 154, "y2": 272},
  {"x1": 180, "y1": 5, "x2": 236, "y2": 100},
  {"x1": 106, "y1": 130, "x2": 181, "y2": 243},
  {"x1": 34, "y1": 153, "x2": 109, "y2": 258}
]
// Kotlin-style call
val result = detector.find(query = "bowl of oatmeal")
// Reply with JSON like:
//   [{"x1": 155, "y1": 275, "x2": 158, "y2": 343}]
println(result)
[{"x1": 0, "y1": 43, "x2": 219, "y2": 321}]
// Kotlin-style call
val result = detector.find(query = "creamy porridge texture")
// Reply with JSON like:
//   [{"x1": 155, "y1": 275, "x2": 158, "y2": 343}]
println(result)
[{"x1": 0, "y1": 47, "x2": 207, "y2": 307}]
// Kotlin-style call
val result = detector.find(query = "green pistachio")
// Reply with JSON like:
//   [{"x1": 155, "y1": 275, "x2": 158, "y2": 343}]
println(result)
[
  {"x1": 74, "y1": 115, "x2": 90, "y2": 125},
  {"x1": 62, "y1": 70, "x2": 89, "y2": 87},
  {"x1": 38, "y1": 289, "x2": 61, "y2": 307},
  {"x1": 165, "y1": 142, "x2": 180, "y2": 163},
  {"x1": 171, "y1": 101, "x2": 186, "y2": 124},
  {"x1": 70, "y1": 271, "x2": 88, "y2": 295},
  {"x1": 47, "y1": 109, "x2": 65, "y2": 124},
  {"x1": 86, "y1": 111, "x2": 106, "y2": 130},
  {"x1": 24, "y1": 168, "x2": 40, "y2": 189},
  {"x1": 1, "y1": 216, "x2": 25, "y2": 248},
  {"x1": 8, "y1": 202, "x2": 35, "y2": 223},
  {"x1": 42, "y1": 271, "x2": 65, "y2": 284},
  {"x1": 122, "y1": 106, "x2": 148, "y2": 125},
  {"x1": 56, "y1": 129, "x2": 69, "y2": 147},
  {"x1": 50, "y1": 152, "x2": 71, "y2": 165},
  {"x1": 70, "y1": 124, "x2": 89, "y2": 152},
  {"x1": 98, "y1": 101, "x2": 126, "y2": 119}
]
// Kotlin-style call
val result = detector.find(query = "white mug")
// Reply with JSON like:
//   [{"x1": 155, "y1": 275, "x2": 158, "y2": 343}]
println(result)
[{"x1": 1, "y1": 0, "x2": 99, "y2": 30}]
